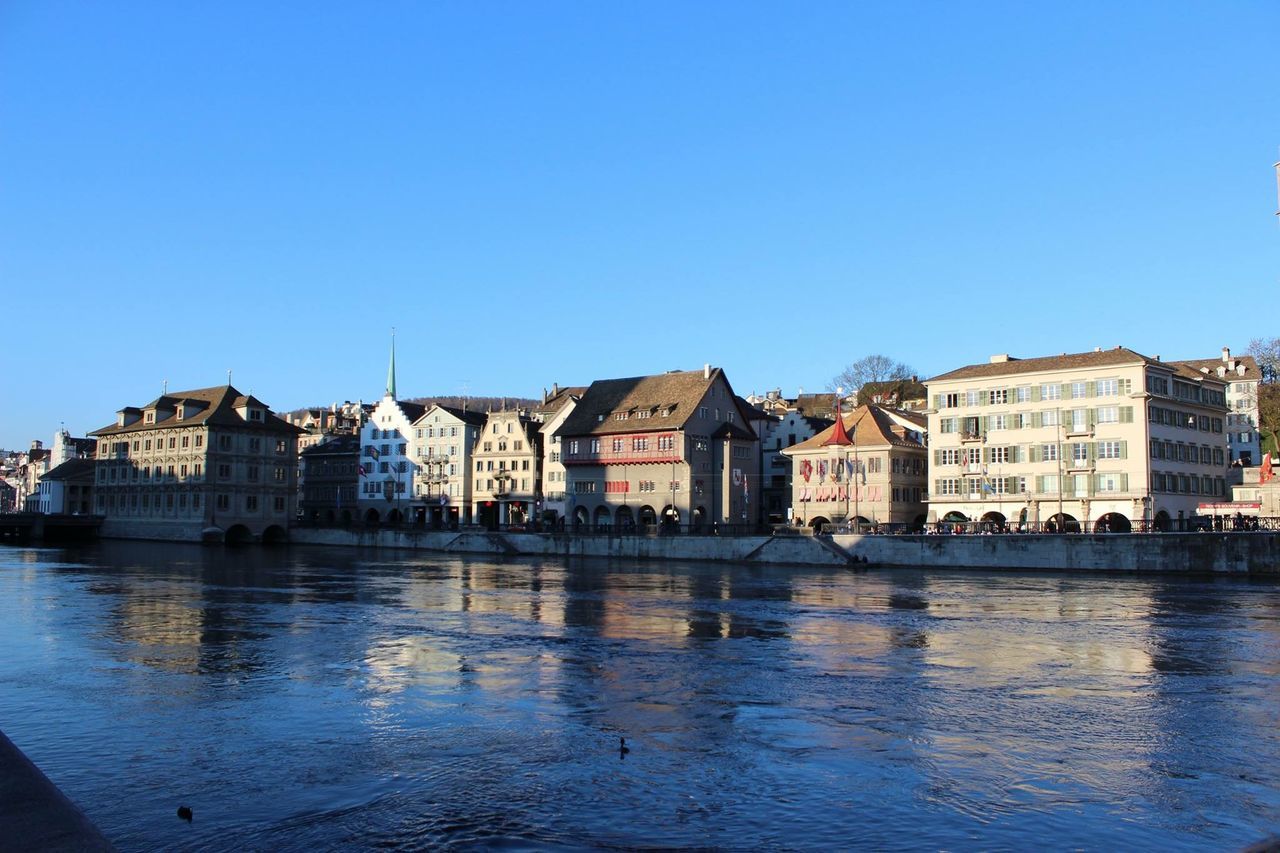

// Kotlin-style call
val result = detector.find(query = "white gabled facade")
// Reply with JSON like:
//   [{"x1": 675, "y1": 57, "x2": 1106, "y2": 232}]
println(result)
[{"x1": 411, "y1": 404, "x2": 484, "y2": 527}]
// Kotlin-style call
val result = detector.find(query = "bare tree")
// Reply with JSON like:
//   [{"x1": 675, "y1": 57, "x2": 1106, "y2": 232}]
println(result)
[
  {"x1": 1247, "y1": 337, "x2": 1280, "y2": 384},
  {"x1": 830, "y1": 354, "x2": 915, "y2": 394}
]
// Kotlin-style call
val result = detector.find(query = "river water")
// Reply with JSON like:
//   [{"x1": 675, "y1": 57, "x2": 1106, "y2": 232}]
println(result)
[{"x1": 0, "y1": 542, "x2": 1277, "y2": 850}]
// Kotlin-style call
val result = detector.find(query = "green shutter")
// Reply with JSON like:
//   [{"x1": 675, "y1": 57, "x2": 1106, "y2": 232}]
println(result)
[
  {"x1": 934, "y1": 449, "x2": 941, "y2": 465},
  {"x1": 982, "y1": 416, "x2": 991, "y2": 432},
  {"x1": 1035, "y1": 475, "x2": 1044, "y2": 493},
  {"x1": 1032, "y1": 412, "x2": 1042, "y2": 428},
  {"x1": 1120, "y1": 378, "x2": 1132, "y2": 394},
  {"x1": 1087, "y1": 442, "x2": 1097, "y2": 462},
  {"x1": 1006, "y1": 476, "x2": 1018, "y2": 494},
  {"x1": 1119, "y1": 441, "x2": 1127, "y2": 460},
  {"x1": 1120, "y1": 473, "x2": 1128, "y2": 491},
  {"x1": 1028, "y1": 445, "x2": 1039, "y2": 463},
  {"x1": 1119, "y1": 406, "x2": 1134, "y2": 423},
  {"x1": 1086, "y1": 381, "x2": 1096, "y2": 398},
  {"x1": 1031, "y1": 386, "x2": 1042, "y2": 402},
  {"x1": 1088, "y1": 408, "x2": 1097, "y2": 427},
  {"x1": 933, "y1": 394, "x2": 942, "y2": 410},
  {"x1": 1060, "y1": 383, "x2": 1069, "y2": 399}
]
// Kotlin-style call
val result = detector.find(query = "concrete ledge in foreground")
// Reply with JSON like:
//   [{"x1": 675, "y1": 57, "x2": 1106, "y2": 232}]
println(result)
[{"x1": 0, "y1": 730, "x2": 113, "y2": 851}]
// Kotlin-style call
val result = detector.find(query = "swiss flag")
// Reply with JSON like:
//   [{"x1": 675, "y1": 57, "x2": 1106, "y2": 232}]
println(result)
[{"x1": 1262, "y1": 453, "x2": 1274, "y2": 485}]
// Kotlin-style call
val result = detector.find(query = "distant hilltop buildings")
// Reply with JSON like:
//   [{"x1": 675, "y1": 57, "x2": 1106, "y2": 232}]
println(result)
[{"x1": 5, "y1": 341, "x2": 1272, "y2": 541}]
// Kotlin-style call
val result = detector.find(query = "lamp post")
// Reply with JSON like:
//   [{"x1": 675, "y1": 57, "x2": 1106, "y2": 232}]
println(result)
[{"x1": 1056, "y1": 407, "x2": 1064, "y2": 533}]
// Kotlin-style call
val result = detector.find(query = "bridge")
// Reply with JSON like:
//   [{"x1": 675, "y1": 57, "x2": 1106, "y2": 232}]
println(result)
[{"x1": 0, "y1": 514, "x2": 103, "y2": 544}]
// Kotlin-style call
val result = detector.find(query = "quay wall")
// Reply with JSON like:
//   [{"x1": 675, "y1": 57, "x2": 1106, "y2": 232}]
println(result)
[
  {"x1": 287, "y1": 528, "x2": 1280, "y2": 573},
  {"x1": 829, "y1": 532, "x2": 1280, "y2": 573}
]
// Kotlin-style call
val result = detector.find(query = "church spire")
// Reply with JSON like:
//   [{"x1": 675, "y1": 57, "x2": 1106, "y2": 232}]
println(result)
[{"x1": 386, "y1": 328, "x2": 397, "y2": 399}]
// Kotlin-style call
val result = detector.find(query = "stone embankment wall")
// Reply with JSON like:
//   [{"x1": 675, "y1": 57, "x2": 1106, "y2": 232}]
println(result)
[
  {"x1": 289, "y1": 528, "x2": 852, "y2": 567},
  {"x1": 831, "y1": 532, "x2": 1280, "y2": 573},
  {"x1": 287, "y1": 528, "x2": 1280, "y2": 572}
]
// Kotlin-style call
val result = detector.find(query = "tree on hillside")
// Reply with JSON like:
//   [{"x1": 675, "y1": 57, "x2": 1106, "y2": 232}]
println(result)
[
  {"x1": 1248, "y1": 337, "x2": 1280, "y2": 384},
  {"x1": 829, "y1": 354, "x2": 915, "y2": 395},
  {"x1": 1250, "y1": 337, "x2": 1280, "y2": 457}
]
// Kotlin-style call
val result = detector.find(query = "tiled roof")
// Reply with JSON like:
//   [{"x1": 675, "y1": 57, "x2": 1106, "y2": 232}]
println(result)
[
  {"x1": 926, "y1": 347, "x2": 1160, "y2": 383},
  {"x1": 857, "y1": 378, "x2": 927, "y2": 405},
  {"x1": 783, "y1": 405, "x2": 926, "y2": 455},
  {"x1": 538, "y1": 386, "x2": 587, "y2": 416},
  {"x1": 1169, "y1": 355, "x2": 1261, "y2": 382},
  {"x1": 557, "y1": 368, "x2": 752, "y2": 437},
  {"x1": 90, "y1": 385, "x2": 303, "y2": 436}
]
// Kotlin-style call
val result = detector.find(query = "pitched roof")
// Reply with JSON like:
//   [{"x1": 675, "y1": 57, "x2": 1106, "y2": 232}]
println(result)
[
  {"x1": 926, "y1": 347, "x2": 1161, "y2": 383},
  {"x1": 413, "y1": 404, "x2": 487, "y2": 427},
  {"x1": 538, "y1": 386, "x2": 588, "y2": 416},
  {"x1": 41, "y1": 458, "x2": 96, "y2": 481},
  {"x1": 300, "y1": 434, "x2": 362, "y2": 457},
  {"x1": 1169, "y1": 354, "x2": 1261, "y2": 382},
  {"x1": 89, "y1": 385, "x2": 303, "y2": 437},
  {"x1": 557, "y1": 368, "x2": 752, "y2": 437},
  {"x1": 783, "y1": 405, "x2": 926, "y2": 455}
]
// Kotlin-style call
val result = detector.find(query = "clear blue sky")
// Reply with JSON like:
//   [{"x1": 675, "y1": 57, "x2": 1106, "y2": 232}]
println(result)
[{"x1": 2, "y1": 2, "x2": 1277, "y2": 449}]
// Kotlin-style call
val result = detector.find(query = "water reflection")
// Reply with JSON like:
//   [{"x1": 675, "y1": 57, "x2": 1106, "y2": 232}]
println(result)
[{"x1": 0, "y1": 542, "x2": 1277, "y2": 850}]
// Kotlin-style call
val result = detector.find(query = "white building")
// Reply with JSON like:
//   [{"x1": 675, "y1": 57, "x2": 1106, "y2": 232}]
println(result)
[
  {"x1": 411, "y1": 404, "x2": 486, "y2": 527},
  {"x1": 357, "y1": 340, "x2": 425, "y2": 524},
  {"x1": 1171, "y1": 347, "x2": 1262, "y2": 466},
  {"x1": 536, "y1": 384, "x2": 586, "y2": 527}
]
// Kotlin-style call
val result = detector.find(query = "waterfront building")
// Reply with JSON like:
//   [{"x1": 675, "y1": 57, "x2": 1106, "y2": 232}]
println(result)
[
  {"x1": 299, "y1": 434, "x2": 360, "y2": 525},
  {"x1": 756, "y1": 408, "x2": 833, "y2": 525},
  {"x1": 88, "y1": 385, "x2": 303, "y2": 542},
  {"x1": 33, "y1": 458, "x2": 95, "y2": 514},
  {"x1": 17, "y1": 441, "x2": 51, "y2": 511},
  {"x1": 924, "y1": 347, "x2": 1231, "y2": 532},
  {"x1": 535, "y1": 384, "x2": 586, "y2": 528},
  {"x1": 783, "y1": 404, "x2": 928, "y2": 529},
  {"x1": 557, "y1": 365, "x2": 760, "y2": 531},
  {"x1": 411, "y1": 404, "x2": 486, "y2": 527},
  {"x1": 49, "y1": 429, "x2": 97, "y2": 468},
  {"x1": 357, "y1": 340, "x2": 426, "y2": 524},
  {"x1": 1170, "y1": 348, "x2": 1262, "y2": 466},
  {"x1": 471, "y1": 409, "x2": 544, "y2": 528}
]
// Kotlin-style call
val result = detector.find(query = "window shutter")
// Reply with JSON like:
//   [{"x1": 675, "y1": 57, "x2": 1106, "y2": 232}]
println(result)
[
  {"x1": 1087, "y1": 442, "x2": 1097, "y2": 462},
  {"x1": 982, "y1": 416, "x2": 991, "y2": 432},
  {"x1": 1060, "y1": 384, "x2": 1069, "y2": 399},
  {"x1": 1119, "y1": 441, "x2": 1127, "y2": 460},
  {"x1": 1120, "y1": 378, "x2": 1131, "y2": 394},
  {"x1": 1088, "y1": 408, "x2": 1097, "y2": 428},
  {"x1": 1120, "y1": 473, "x2": 1128, "y2": 491},
  {"x1": 934, "y1": 449, "x2": 942, "y2": 465},
  {"x1": 1032, "y1": 412, "x2": 1042, "y2": 429},
  {"x1": 1028, "y1": 445, "x2": 1039, "y2": 463},
  {"x1": 1086, "y1": 381, "x2": 1096, "y2": 398},
  {"x1": 1031, "y1": 386, "x2": 1042, "y2": 402},
  {"x1": 933, "y1": 395, "x2": 942, "y2": 410},
  {"x1": 1120, "y1": 406, "x2": 1134, "y2": 423},
  {"x1": 1006, "y1": 476, "x2": 1017, "y2": 494},
  {"x1": 1035, "y1": 475, "x2": 1044, "y2": 493}
]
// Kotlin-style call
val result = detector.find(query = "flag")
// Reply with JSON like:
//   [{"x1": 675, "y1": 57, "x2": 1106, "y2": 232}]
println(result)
[
  {"x1": 981, "y1": 480, "x2": 993, "y2": 494},
  {"x1": 368, "y1": 445, "x2": 380, "y2": 460},
  {"x1": 845, "y1": 458, "x2": 855, "y2": 480},
  {"x1": 358, "y1": 464, "x2": 367, "y2": 477},
  {"x1": 1263, "y1": 453, "x2": 1274, "y2": 485},
  {"x1": 743, "y1": 472, "x2": 749, "y2": 504}
]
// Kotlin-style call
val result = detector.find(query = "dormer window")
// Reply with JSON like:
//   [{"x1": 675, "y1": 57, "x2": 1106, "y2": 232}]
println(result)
[
  {"x1": 248, "y1": 409, "x2": 263, "y2": 422},
  {"x1": 144, "y1": 412, "x2": 155, "y2": 424},
  {"x1": 614, "y1": 412, "x2": 628, "y2": 421}
]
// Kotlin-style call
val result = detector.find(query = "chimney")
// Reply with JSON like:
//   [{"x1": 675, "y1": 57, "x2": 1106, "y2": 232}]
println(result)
[
  {"x1": 703, "y1": 363, "x2": 711, "y2": 379},
  {"x1": 989, "y1": 354, "x2": 1010, "y2": 364},
  {"x1": 1222, "y1": 346, "x2": 1230, "y2": 362},
  {"x1": 553, "y1": 382, "x2": 560, "y2": 397}
]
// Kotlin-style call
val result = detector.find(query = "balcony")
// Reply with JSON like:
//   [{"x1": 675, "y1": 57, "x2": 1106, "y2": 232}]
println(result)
[{"x1": 959, "y1": 431, "x2": 986, "y2": 443}]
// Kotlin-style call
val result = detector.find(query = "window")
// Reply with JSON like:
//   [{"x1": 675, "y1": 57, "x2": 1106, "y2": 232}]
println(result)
[
  {"x1": 612, "y1": 438, "x2": 624, "y2": 452},
  {"x1": 574, "y1": 481, "x2": 596, "y2": 494},
  {"x1": 935, "y1": 478, "x2": 960, "y2": 495},
  {"x1": 939, "y1": 448, "x2": 961, "y2": 466},
  {"x1": 989, "y1": 446, "x2": 1010, "y2": 464},
  {"x1": 247, "y1": 465, "x2": 259, "y2": 482},
  {"x1": 218, "y1": 464, "x2": 232, "y2": 479},
  {"x1": 1096, "y1": 379, "x2": 1118, "y2": 397},
  {"x1": 633, "y1": 437, "x2": 649, "y2": 451},
  {"x1": 990, "y1": 389, "x2": 1008, "y2": 404},
  {"x1": 965, "y1": 390, "x2": 980, "y2": 407},
  {"x1": 1042, "y1": 409, "x2": 1060, "y2": 427},
  {"x1": 991, "y1": 414, "x2": 1007, "y2": 430},
  {"x1": 658, "y1": 435, "x2": 674, "y2": 451},
  {"x1": 1015, "y1": 386, "x2": 1031, "y2": 403},
  {"x1": 1096, "y1": 406, "x2": 1118, "y2": 424},
  {"x1": 699, "y1": 407, "x2": 709, "y2": 419},
  {"x1": 246, "y1": 496, "x2": 258, "y2": 511},
  {"x1": 1042, "y1": 384, "x2": 1061, "y2": 401},
  {"x1": 1097, "y1": 441, "x2": 1122, "y2": 459},
  {"x1": 941, "y1": 392, "x2": 960, "y2": 408},
  {"x1": 1071, "y1": 443, "x2": 1089, "y2": 465}
]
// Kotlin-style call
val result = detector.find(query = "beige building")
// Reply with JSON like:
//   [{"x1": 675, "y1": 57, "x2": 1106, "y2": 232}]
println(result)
[
  {"x1": 1170, "y1": 347, "x2": 1262, "y2": 465},
  {"x1": 924, "y1": 348, "x2": 1230, "y2": 532},
  {"x1": 557, "y1": 366, "x2": 760, "y2": 532},
  {"x1": 783, "y1": 405, "x2": 928, "y2": 529},
  {"x1": 471, "y1": 409, "x2": 543, "y2": 528},
  {"x1": 89, "y1": 385, "x2": 303, "y2": 542}
]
